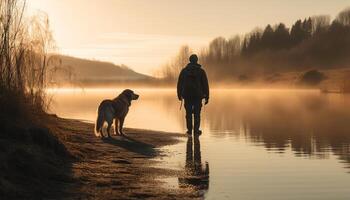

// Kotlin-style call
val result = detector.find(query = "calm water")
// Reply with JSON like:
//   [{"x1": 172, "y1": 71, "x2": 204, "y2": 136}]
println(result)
[{"x1": 48, "y1": 88, "x2": 350, "y2": 200}]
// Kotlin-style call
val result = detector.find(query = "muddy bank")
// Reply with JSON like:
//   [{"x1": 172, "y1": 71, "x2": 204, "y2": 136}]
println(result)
[{"x1": 48, "y1": 117, "x2": 200, "y2": 199}]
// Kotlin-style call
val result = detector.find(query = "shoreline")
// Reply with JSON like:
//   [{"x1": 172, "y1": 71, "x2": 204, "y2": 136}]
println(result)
[
  {"x1": 48, "y1": 116, "x2": 199, "y2": 199},
  {"x1": 45, "y1": 86, "x2": 322, "y2": 92}
]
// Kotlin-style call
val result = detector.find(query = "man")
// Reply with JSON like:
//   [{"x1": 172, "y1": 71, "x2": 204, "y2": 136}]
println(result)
[{"x1": 177, "y1": 54, "x2": 209, "y2": 135}]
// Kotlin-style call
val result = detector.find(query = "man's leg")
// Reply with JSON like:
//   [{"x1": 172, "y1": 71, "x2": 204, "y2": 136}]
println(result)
[
  {"x1": 184, "y1": 99, "x2": 193, "y2": 134},
  {"x1": 193, "y1": 99, "x2": 202, "y2": 134}
]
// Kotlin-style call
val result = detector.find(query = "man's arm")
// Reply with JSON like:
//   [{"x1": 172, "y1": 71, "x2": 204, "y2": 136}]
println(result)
[
  {"x1": 201, "y1": 69, "x2": 209, "y2": 102},
  {"x1": 177, "y1": 69, "x2": 184, "y2": 100}
]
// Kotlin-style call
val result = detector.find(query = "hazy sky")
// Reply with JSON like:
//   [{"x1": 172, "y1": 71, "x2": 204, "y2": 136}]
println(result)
[{"x1": 27, "y1": 0, "x2": 350, "y2": 75}]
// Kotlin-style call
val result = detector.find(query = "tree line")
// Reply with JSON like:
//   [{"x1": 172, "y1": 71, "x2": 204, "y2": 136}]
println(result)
[{"x1": 160, "y1": 8, "x2": 350, "y2": 82}]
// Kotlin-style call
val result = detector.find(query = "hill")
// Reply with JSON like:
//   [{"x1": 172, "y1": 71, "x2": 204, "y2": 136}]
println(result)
[{"x1": 49, "y1": 55, "x2": 154, "y2": 86}]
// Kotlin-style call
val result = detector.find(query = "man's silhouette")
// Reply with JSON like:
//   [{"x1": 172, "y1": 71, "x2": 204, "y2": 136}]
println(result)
[{"x1": 177, "y1": 54, "x2": 209, "y2": 135}]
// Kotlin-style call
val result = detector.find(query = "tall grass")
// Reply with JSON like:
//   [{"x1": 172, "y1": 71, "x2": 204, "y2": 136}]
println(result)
[{"x1": 0, "y1": 0, "x2": 55, "y2": 120}]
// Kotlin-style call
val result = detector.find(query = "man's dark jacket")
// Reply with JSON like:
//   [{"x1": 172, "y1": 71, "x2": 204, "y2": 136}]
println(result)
[{"x1": 177, "y1": 63, "x2": 209, "y2": 100}]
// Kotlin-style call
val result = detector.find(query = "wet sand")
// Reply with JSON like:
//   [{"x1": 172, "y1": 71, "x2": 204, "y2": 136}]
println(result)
[{"x1": 49, "y1": 117, "x2": 199, "y2": 199}]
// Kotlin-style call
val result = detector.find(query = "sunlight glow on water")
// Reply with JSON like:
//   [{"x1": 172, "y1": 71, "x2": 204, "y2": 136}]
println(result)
[{"x1": 48, "y1": 88, "x2": 350, "y2": 200}]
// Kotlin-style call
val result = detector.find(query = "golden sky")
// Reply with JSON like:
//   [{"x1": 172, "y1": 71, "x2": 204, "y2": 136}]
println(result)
[{"x1": 27, "y1": 0, "x2": 350, "y2": 75}]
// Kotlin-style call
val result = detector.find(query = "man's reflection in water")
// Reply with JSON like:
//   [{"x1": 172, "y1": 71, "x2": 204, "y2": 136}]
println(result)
[{"x1": 178, "y1": 135, "x2": 209, "y2": 191}]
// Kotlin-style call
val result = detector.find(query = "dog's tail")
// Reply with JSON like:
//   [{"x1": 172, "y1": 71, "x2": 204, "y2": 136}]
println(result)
[{"x1": 94, "y1": 107, "x2": 104, "y2": 137}]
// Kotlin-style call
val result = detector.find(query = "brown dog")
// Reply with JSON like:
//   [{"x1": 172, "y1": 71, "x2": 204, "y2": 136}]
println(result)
[{"x1": 95, "y1": 89, "x2": 139, "y2": 137}]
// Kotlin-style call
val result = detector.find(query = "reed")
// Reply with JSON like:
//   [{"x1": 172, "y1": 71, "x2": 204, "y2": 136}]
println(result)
[{"x1": 0, "y1": 0, "x2": 55, "y2": 120}]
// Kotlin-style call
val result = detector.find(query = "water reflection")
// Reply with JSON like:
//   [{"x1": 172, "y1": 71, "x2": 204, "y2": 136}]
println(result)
[
  {"x1": 160, "y1": 90, "x2": 350, "y2": 170},
  {"x1": 231, "y1": 93, "x2": 350, "y2": 170},
  {"x1": 49, "y1": 89, "x2": 350, "y2": 171},
  {"x1": 50, "y1": 89, "x2": 350, "y2": 199},
  {"x1": 178, "y1": 135, "x2": 209, "y2": 191}
]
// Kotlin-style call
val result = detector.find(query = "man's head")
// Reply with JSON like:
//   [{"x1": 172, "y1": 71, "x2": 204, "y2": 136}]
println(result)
[{"x1": 189, "y1": 54, "x2": 198, "y2": 64}]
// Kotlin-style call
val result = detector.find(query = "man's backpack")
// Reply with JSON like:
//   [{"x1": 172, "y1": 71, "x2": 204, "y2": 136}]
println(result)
[{"x1": 182, "y1": 68, "x2": 202, "y2": 99}]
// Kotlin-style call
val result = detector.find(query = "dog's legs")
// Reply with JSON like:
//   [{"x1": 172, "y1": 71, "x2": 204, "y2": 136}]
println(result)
[
  {"x1": 107, "y1": 122, "x2": 112, "y2": 138},
  {"x1": 114, "y1": 118, "x2": 119, "y2": 135},
  {"x1": 100, "y1": 124, "x2": 105, "y2": 138},
  {"x1": 119, "y1": 117, "x2": 125, "y2": 135}
]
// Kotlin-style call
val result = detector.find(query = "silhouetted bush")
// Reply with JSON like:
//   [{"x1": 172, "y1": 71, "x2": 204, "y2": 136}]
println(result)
[
  {"x1": 299, "y1": 70, "x2": 326, "y2": 85},
  {"x1": 238, "y1": 74, "x2": 249, "y2": 82}
]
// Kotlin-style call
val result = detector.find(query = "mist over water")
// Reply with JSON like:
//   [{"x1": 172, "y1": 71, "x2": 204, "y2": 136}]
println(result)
[{"x1": 48, "y1": 88, "x2": 350, "y2": 199}]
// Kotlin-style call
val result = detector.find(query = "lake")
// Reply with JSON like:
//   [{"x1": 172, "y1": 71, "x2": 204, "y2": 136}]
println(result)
[{"x1": 48, "y1": 88, "x2": 350, "y2": 200}]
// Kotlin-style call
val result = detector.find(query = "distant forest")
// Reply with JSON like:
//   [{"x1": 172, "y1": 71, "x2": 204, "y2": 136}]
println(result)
[{"x1": 160, "y1": 8, "x2": 350, "y2": 83}]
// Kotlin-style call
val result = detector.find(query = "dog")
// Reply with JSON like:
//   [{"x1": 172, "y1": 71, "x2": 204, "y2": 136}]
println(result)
[{"x1": 95, "y1": 89, "x2": 139, "y2": 137}]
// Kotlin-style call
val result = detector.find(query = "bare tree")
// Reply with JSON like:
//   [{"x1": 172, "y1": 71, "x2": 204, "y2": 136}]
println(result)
[
  {"x1": 336, "y1": 7, "x2": 350, "y2": 26},
  {"x1": 159, "y1": 45, "x2": 191, "y2": 81},
  {"x1": 311, "y1": 15, "x2": 331, "y2": 34}
]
